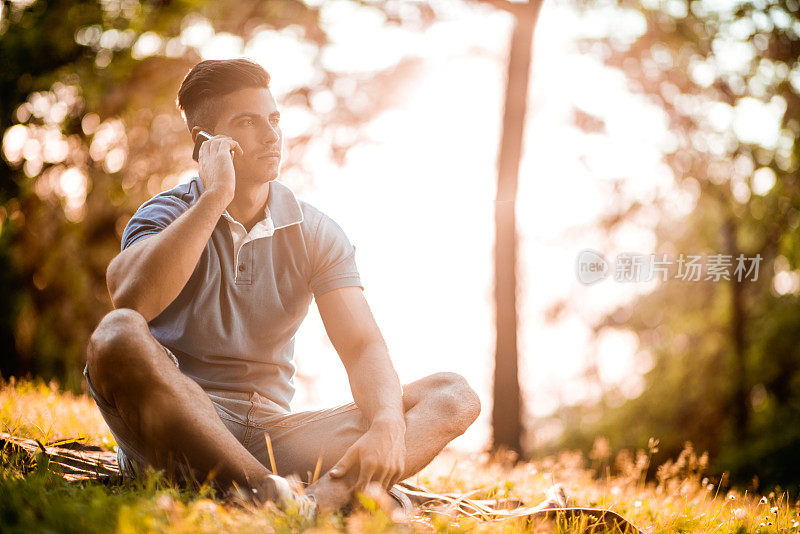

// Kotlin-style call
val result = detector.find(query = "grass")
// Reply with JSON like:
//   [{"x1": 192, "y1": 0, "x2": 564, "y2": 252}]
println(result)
[{"x1": 1, "y1": 377, "x2": 799, "y2": 533}]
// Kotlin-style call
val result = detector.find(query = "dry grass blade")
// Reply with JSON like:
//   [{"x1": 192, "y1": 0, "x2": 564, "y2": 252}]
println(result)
[
  {"x1": 264, "y1": 433, "x2": 277, "y2": 474},
  {"x1": 312, "y1": 454, "x2": 323, "y2": 484}
]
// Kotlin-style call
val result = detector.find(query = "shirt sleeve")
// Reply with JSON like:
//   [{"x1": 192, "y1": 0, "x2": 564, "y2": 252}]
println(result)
[
  {"x1": 308, "y1": 212, "x2": 363, "y2": 297},
  {"x1": 121, "y1": 194, "x2": 190, "y2": 250}
]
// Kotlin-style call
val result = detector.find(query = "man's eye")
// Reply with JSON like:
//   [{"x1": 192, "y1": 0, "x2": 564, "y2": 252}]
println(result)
[
  {"x1": 271, "y1": 116, "x2": 280, "y2": 125},
  {"x1": 243, "y1": 119, "x2": 254, "y2": 126}
]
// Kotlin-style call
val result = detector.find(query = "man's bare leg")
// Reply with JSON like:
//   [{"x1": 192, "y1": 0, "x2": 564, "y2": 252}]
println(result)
[
  {"x1": 306, "y1": 372, "x2": 481, "y2": 509},
  {"x1": 87, "y1": 309, "x2": 280, "y2": 500}
]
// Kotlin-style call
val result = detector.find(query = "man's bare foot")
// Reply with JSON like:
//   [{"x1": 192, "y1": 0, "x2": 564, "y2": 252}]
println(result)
[
  {"x1": 306, "y1": 477, "x2": 412, "y2": 521},
  {"x1": 238, "y1": 474, "x2": 317, "y2": 519},
  {"x1": 304, "y1": 473, "x2": 354, "y2": 511}
]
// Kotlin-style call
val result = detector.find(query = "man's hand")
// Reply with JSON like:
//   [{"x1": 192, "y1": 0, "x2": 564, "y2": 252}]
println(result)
[
  {"x1": 197, "y1": 134, "x2": 242, "y2": 205},
  {"x1": 329, "y1": 417, "x2": 406, "y2": 490}
]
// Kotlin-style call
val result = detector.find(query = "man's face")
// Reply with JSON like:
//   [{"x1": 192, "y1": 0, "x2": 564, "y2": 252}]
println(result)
[{"x1": 211, "y1": 87, "x2": 282, "y2": 183}]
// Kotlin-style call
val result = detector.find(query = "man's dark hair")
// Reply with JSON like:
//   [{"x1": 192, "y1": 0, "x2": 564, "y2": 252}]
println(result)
[{"x1": 177, "y1": 58, "x2": 270, "y2": 131}]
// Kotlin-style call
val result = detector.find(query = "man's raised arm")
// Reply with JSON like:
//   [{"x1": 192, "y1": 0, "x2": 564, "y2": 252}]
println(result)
[{"x1": 106, "y1": 136, "x2": 241, "y2": 322}]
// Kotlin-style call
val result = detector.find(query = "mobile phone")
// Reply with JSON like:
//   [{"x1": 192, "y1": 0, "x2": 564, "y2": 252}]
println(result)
[{"x1": 192, "y1": 130, "x2": 213, "y2": 162}]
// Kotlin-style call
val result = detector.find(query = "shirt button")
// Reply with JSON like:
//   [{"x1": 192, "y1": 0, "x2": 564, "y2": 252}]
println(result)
[{"x1": 238, "y1": 264, "x2": 246, "y2": 272}]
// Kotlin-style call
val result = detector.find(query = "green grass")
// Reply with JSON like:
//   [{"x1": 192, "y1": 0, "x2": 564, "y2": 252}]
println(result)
[{"x1": 1, "y1": 377, "x2": 798, "y2": 533}]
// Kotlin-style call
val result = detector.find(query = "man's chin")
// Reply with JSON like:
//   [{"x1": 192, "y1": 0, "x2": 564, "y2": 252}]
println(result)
[
  {"x1": 235, "y1": 162, "x2": 280, "y2": 183},
  {"x1": 262, "y1": 162, "x2": 281, "y2": 182},
  {"x1": 252, "y1": 168, "x2": 279, "y2": 182}
]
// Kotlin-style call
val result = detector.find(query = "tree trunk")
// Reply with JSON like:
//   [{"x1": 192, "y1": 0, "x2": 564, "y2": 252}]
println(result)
[
  {"x1": 725, "y1": 220, "x2": 748, "y2": 440},
  {"x1": 491, "y1": 1, "x2": 541, "y2": 454}
]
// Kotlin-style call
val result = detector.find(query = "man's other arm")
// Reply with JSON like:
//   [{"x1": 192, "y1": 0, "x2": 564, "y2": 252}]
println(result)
[
  {"x1": 317, "y1": 286, "x2": 407, "y2": 488},
  {"x1": 107, "y1": 136, "x2": 241, "y2": 321}
]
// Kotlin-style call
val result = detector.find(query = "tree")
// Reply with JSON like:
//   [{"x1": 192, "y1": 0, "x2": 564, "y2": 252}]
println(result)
[{"x1": 478, "y1": 0, "x2": 545, "y2": 454}]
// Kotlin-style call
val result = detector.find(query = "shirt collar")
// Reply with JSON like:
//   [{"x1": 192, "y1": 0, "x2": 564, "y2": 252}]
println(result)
[
  {"x1": 192, "y1": 177, "x2": 304, "y2": 231},
  {"x1": 267, "y1": 180, "x2": 304, "y2": 230}
]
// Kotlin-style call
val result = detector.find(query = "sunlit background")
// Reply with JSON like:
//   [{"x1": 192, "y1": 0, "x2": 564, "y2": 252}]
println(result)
[
  {"x1": 287, "y1": 1, "x2": 669, "y2": 449},
  {"x1": 2, "y1": 0, "x2": 800, "y2": 488}
]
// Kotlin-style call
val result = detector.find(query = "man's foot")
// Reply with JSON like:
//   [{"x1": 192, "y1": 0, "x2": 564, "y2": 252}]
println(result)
[
  {"x1": 270, "y1": 474, "x2": 317, "y2": 517},
  {"x1": 239, "y1": 474, "x2": 317, "y2": 519},
  {"x1": 304, "y1": 473, "x2": 353, "y2": 512},
  {"x1": 304, "y1": 475, "x2": 413, "y2": 520}
]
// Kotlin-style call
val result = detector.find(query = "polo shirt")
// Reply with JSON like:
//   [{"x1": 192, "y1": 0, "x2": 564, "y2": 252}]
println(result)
[{"x1": 120, "y1": 177, "x2": 362, "y2": 410}]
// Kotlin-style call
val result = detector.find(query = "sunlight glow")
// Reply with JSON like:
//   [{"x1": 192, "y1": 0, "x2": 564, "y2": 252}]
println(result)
[
  {"x1": 733, "y1": 96, "x2": 786, "y2": 149},
  {"x1": 245, "y1": 28, "x2": 317, "y2": 97},
  {"x1": 132, "y1": 31, "x2": 163, "y2": 59}
]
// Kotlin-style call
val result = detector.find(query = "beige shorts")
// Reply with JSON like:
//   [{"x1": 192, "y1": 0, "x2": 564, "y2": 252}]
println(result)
[{"x1": 84, "y1": 347, "x2": 369, "y2": 481}]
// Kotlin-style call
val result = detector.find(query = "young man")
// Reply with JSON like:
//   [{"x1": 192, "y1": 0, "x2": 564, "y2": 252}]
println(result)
[{"x1": 84, "y1": 59, "x2": 480, "y2": 510}]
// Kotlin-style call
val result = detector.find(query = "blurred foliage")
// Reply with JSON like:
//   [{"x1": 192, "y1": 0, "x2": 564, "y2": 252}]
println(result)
[
  {"x1": 550, "y1": 0, "x2": 800, "y2": 489},
  {"x1": 0, "y1": 0, "x2": 431, "y2": 391}
]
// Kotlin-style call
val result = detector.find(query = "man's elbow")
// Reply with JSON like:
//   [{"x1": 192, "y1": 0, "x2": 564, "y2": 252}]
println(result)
[
  {"x1": 109, "y1": 290, "x2": 156, "y2": 322},
  {"x1": 106, "y1": 261, "x2": 148, "y2": 318},
  {"x1": 107, "y1": 280, "x2": 137, "y2": 313},
  {"x1": 109, "y1": 286, "x2": 135, "y2": 312},
  {"x1": 106, "y1": 257, "x2": 127, "y2": 307}
]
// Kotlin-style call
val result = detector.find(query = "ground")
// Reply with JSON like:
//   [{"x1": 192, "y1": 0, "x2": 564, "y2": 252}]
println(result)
[{"x1": 1, "y1": 377, "x2": 797, "y2": 533}]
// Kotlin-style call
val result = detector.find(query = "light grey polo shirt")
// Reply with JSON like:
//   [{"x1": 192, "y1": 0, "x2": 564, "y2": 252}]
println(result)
[{"x1": 121, "y1": 177, "x2": 362, "y2": 410}]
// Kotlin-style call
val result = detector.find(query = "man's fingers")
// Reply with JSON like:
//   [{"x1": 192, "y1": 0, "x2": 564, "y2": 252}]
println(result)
[
  {"x1": 384, "y1": 466, "x2": 400, "y2": 489},
  {"x1": 379, "y1": 469, "x2": 395, "y2": 489},
  {"x1": 329, "y1": 448, "x2": 356, "y2": 478},
  {"x1": 211, "y1": 139, "x2": 231, "y2": 153},
  {"x1": 391, "y1": 460, "x2": 405, "y2": 487},
  {"x1": 356, "y1": 464, "x2": 376, "y2": 491},
  {"x1": 371, "y1": 466, "x2": 388, "y2": 490},
  {"x1": 389, "y1": 469, "x2": 404, "y2": 488},
  {"x1": 217, "y1": 138, "x2": 243, "y2": 157},
  {"x1": 199, "y1": 138, "x2": 212, "y2": 158},
  {"x1": 355, "y1": 458, "x2": 377, "y2": 489},
  {"x1": 207, "y1": 136, "x2": 242, "y2": 157}
]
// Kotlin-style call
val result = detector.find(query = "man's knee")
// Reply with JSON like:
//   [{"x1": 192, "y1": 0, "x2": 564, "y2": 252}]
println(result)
[
  {"x1": 426, "y1": 372, "x2": 481, "y2": 434},
  {"x1": 89, "y1": 308, "x2": 150, "y2": 359},
  {"x1": 87, "y1": 308, "x2": 153, "y2": 388}
]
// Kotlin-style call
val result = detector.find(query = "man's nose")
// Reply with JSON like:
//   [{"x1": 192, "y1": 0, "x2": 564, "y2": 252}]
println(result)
[{"x1": 262, "y1": 123, "x2": 280, "y2": 145}]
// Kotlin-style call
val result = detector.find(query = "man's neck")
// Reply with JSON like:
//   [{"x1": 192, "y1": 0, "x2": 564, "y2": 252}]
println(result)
[{"x1": 227, "y1": 180, "x2": 271, "y2": 232}]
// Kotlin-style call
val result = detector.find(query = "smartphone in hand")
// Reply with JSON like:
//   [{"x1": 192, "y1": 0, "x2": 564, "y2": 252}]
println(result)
[{"x1": 192, "y1": 130, "x2": 213, "y2": 162}]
